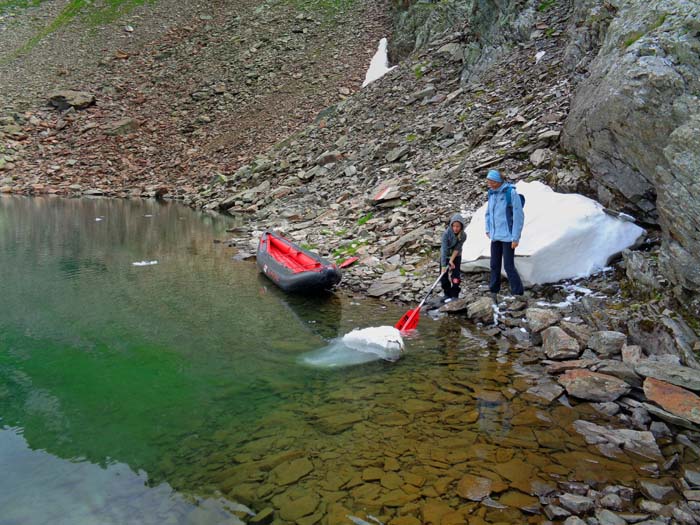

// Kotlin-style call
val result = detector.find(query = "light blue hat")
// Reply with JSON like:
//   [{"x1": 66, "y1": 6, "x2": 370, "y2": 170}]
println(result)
[{"x1": 486, "y1": 169, "x2": 503, "y2": 183}]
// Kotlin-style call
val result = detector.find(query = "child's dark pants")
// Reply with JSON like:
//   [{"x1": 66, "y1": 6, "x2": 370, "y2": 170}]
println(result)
[{"x1": 441, "y1": 256, "x2": 462, "y2": 299}]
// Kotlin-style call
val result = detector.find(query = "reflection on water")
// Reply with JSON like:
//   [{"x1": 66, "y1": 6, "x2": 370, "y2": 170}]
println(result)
[
  {"x1": 0, "y1": 196, "x2": 695, "y2": 525},
  {"x1": 0, "y1": 427, "x2": 245, "y2": 525}
]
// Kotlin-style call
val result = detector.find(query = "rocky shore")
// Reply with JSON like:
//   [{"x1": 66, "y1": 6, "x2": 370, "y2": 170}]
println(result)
[{"x1": 1, "y1": 0, "x2": 699, "y2": 523}]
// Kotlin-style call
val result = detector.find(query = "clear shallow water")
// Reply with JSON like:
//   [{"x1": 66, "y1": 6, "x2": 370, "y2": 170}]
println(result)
[{"x1": 0, "y1": 196, "x2": 693, "y2": 525}]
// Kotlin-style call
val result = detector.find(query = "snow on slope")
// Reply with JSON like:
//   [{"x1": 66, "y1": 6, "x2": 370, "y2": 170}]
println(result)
[{"x1": 461, "y1": 181, "x2": 645, "y2": 286}]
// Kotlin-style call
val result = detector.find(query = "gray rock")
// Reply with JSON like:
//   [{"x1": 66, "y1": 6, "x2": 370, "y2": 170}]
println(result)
[
  {"x1": 315, "y1": 150, "x2": 342, "y2": 166},
  {"x1": 592, "y1": 402, "x2": 620, "y2": 416},
  {"x1": 684, "y1": 468, "x2": 700, "y2": 488},
  {"x1": 104, "y1": 118, "x2": 139, "y2": 136},
  {"x1": 635, "y1": 361, "x2": 700, "y2": 391},
  {"x1": 564, "y1": 517, "x2": 587, "y2": 525},
  {"x1": 526, "y1": 380, "x2": 564, "y2": 403},
  {"x1": 367, "y1": 274, "x2": 407, "y2": 297},
  {"x1": 561, "y1": 320, "x2": 593, "y2": 346},
  {"x1": 592, "y1": 360, "x2": 642, "y2": 388},
  {"x1": 543, "y1": 326, "x2": 581, "y2": 360},
  {"x1": 639, "y1": 481, "x2": 677, "y2": 503},
  {"x1": 600, "y1": 493, "x2": 623, "y2": 511},
  {"x1": 628, "y1": 315, "x2": 700, "y2": 369},
  {"x1": 572, "y1": 420, "x2": 663, "y2": 461},
  {"x1": 544, "y1": 504, "x2": 571, "y2": 520},
  {"x1": 643, "y1": 402, "x2": 700, "y2": 431},
  {"x1": 623, "y1": 250, "x2": 662, "y2": 293},
  {"x1": 48, "y1": 90, "x2": 95, "y2": 110},
  {"x1": 561, "y1": 0, "x2": 700, "y2": 300},
  {"x1": 559, "y1": 370, "x2": 630, "y2": 402},
  {"x1": 526, "y1": 308, "x2": 562, "y2": 333},
  {"x1": 382, "y1": 226, "x2": 428, "y2": 257},
  {"x1": 595, "y1": 509, "x2": 626, "y2": 525},
  {"x1": 467, "y1": 297, "x2": 495, "y2": 324},
  {"x1": 588, "y1": 331, "x2": 627, "y2": 356},
  {"x1": 385, "y1": 145, "x2": 409, "y2": 163},
  {"x1": 622, "y1": 344, "x2": 645, "y2": 365},
  {"x1": 559, "y1": 493, "x2": 594, "y2": 514}
]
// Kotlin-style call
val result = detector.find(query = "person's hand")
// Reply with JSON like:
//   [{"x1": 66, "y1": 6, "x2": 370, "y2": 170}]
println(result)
[
  {"x1": 449, "y1": 261, "x2": 455, "y2": 270},
  {"x1": 512, "y1": 241, "x2": 519, "y2": 249}
]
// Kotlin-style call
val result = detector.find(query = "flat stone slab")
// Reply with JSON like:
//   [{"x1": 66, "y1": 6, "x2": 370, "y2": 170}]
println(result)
[
  {"x1": 456, "y1": 474, "x2": 493, "y2": 501},
  {"x1": 573, "y1": 420, "x2": 663, "y2": 461},
  {"x1": 558, "y1": 369, "x2": 631, "y2": 402},
  {"x1": 643, "y1": 377, "x2": 700, "y2": 424},
  {"x1": 635, "y1": 361, "x2": 700, "y2": 391},
  {"x1": 526, "y1": 308, "x2": 561, "y2": 333},
  {"x1": 543, "y1": 326, "x2": 581, "y2": 360}
]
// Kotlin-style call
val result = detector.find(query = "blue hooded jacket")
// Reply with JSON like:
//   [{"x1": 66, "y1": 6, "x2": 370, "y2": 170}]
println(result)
[
  {"x1": 440, "y1": 213, "x2": 466, "y2": 266},
  {"x1": 485, "y1": 183, "x2": 524, "y2": 243}
]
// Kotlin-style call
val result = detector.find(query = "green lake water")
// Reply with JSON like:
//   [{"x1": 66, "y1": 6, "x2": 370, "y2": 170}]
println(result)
[{"x1": 1, "y1": 195, "x2": 693, "y2": 525}]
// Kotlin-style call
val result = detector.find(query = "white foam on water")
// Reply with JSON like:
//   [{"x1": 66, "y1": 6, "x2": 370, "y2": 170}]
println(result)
[
  {"x1": 132, "y1": 260, "x2": 158, "y2": 266},
  {"x1": 301, "y1": 326, "x2": 404, "y2": 368}
]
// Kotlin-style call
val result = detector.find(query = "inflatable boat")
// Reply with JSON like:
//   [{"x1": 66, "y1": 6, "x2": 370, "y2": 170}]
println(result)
[{"x1": 257, "y1": 231, "x2": 342, "y2": 293}]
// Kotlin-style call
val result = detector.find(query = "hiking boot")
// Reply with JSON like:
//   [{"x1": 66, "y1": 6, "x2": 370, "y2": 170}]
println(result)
[{"x1": 490, "y1": 292, "x2": 499, "y2": 304}]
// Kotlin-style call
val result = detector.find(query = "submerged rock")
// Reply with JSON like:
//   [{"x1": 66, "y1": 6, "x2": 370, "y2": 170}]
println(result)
[{"x1": 558, "y1": 369, "x2": 630, "y2": 402}]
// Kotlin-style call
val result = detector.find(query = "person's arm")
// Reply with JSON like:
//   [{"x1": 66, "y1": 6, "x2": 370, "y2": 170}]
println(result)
[
  {"x1": 511, "y1": 188, "x2": 524, "y2": 247},
  {"x1": 440, "y1": 231, "x2": 449, "y2": 269},
  {"x1": 485, "y1": 197, "x2": 491, "y2": 238}
]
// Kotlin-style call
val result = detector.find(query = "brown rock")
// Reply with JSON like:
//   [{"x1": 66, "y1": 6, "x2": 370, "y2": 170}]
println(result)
[
  {"x1": 270, "y1": 457, "x2": 313, "y2": 485},
  {"x1": 542, "y1": 326, "x2": 581, "y2": 360},
  {"x1": 643, "y1": 377, "x2": 700, "y2": 424},
  {"x1": 456, "y1": 474, "x2": 493, "y2": 501},
  {"x1": 421, "y1": 501, "x2": 453, "y2": 524},
  {"x1": 526, "y1": 308, "x2": 561, "y2": 333},
  {"x1": 558, "y1": 369, "x2": 631, "y2": 402}
]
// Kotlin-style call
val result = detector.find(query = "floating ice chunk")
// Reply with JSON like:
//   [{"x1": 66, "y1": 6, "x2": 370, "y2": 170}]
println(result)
[
  {"x1": 132, "y1": 260, "x2": 158, "y2": 266},
  {"x1": 362, "y1": 38, "x2": 397, "y2": 88},
  {"x1": 461, "y1": 181, "x2": 645, "y2": 286},
  {"x1": 95, "y1": 217, "x2": 103, "y2": 221},
  {"x1": 301, "y1": 326, "x2": 404, "y2": 368}
]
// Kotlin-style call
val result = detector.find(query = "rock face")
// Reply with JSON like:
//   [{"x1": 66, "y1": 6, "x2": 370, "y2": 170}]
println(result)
[{"x1": 561, "y1": 0, "x2": 700, "y2": 301}]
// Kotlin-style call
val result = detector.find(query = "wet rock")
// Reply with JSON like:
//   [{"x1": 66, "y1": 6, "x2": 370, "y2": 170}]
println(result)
[
  {"x1": 573, "y1": 420, "x2": 663, "y2": 461},
  {"x1": 559, "y1": 370, "x2": 630, "y2": 402},
  {"x1": 249, "y1": 508, "x2": 274, "y2": 524},
  {"x1": 588, "y1": 331, "x2": 627, "y2": 357},
  {"x1": 635, "y1": 362, "x2": 700, "y2": 392},
  {"x1": 544, "y1": 504, "x2": 571, "y2": 520},
  {"x1": 685, "y1": 468, "x2": 700, "y2": 488},
  {"x1": 467, "y1": 297, "x2": 495, "y2": 323},
  {"x1": 526, "y1": 308, "x2": 562, "y2": 333},
  {"x1": 595, "y1": 509, "x2": 626, "y2": 525},
  {"x1": 543, "y1": 326, "x2": 581, "y2": 360},
  {"x1": 421, "y1": 500, "x2": 452, "y2": 524},
  {"x1": 48, "y1": 90, "x2": 95, "y2": 110},
  {"x1": 439, "y1": 297, "x2": 469, "y2": 313},
  {"x1": 278, "y1": 493, "x2": 319, "y2": 521},
  {"x1": 639, "y1": 480, "x2": 677, "y2": 504},
  {"x1": 316, "y1": 412, "x2": 364, "y2": 434},
  {"x1": 559, "y1": 493, "x2": 594, "y2": 514},
  {"x1": 456, "y1": 474, "x2": 493, "y2": 501},
  {"x1": 270, "y1": 457, "x2": 314, "y2": 485},
  {"x1": 643, "y1": 377, "x2": 700, "y2": 425},
  {"x1": 564, "y1": 518, "x2": 587, "y2": 525},
  {"x1": 390, "y1": 517, "x2": 421, "y2": 525},
  {"x1": 526, "y1": 380, "x2": 564, "y2": 403},
  {"x1": 499, "y1": 490, "x2": 540, "y2": 513}
]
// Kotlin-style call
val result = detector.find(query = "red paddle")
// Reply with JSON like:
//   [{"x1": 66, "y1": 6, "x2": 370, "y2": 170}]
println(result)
[{"x1": 395, "y1": 269, "x2": 448, "y2": 332}]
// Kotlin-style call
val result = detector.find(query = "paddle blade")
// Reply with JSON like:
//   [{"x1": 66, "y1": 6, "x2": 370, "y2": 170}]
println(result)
[{"x1": 395, "y1": 307, "x2": 420, "y2": 332}]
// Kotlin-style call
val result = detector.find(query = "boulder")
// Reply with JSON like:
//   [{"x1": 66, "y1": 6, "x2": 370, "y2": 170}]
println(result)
[
  {"x1": 526, "y1": 308, "x2": 562, "y2": 333},
  {"x1": 467, "y1": 297, "x2": 495, "y2": 323},
  {"x1": 542, "y1": 326, "x2": 581, "y2": 360},
  {"x1": 635, "y1": 361, "x2": 700, "y2": 391},
  {"x1": 558, "y1": 369, "x2": 630, "y2": 402},
  {"x1": 588, "y1": 331, "x2": 627, "y2": 356},
  {"x1": 48, "y1": 90, "x2": 95, "y2": 110},
  {"x1": 561, "y1": 0, "x2": 700, "y2": 299},
  {"x1": 643, "y1": 377, "x2": 700, "y2": 425}
]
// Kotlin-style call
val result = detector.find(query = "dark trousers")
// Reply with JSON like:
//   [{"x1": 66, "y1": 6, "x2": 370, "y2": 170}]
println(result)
[
  {"x1": 489, "y1": 241, "x2": 524, "y2": 295},
  {"x1": 441, "y1": 256, "x2": 461, "y2": 298}
]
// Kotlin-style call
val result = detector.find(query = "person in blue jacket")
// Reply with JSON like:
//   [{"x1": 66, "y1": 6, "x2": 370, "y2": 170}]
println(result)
[{"x1": 485, "y1": 169, "x2": 524, "y2": 301}]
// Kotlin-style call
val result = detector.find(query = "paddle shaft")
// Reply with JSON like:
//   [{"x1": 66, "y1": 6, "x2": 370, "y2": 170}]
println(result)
[{"x1": 399, "y1": 269, "x2": 447, "y2": 330}]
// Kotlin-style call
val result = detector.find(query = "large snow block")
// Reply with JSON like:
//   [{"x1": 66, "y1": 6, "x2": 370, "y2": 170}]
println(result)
[{"x1": 461, "y1": 181, "x2": 645, "y2": 286}]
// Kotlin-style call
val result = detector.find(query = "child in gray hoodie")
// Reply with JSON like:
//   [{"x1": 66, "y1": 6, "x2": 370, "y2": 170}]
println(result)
[{"x1": 440, "y1": 213, "x2": 467, "y2": 301}]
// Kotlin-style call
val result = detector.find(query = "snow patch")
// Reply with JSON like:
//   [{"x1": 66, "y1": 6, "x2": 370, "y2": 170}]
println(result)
[
  {"x1": 132, "y1": 260, "x2": 158, "y2": 266},
  {"x1": 301, "y1": 326, "x2": 404, "y2": 368},
  {"x1": 461, "y1": 181, "x2": 645, "y2": 286},
  {"x1": 362, "y1": 38, "x2": 396, "y2": 88}
]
